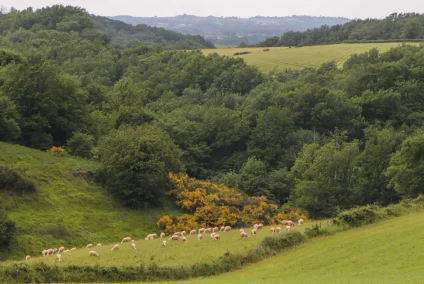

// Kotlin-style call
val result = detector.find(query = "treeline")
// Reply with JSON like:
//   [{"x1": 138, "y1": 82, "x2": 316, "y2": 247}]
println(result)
[
  {"x1": 2, "y1": 6, "x2": 424, "y2": 219},
  {"x1": 256, "y1": 13, "x2": 424, "y2": 47}
]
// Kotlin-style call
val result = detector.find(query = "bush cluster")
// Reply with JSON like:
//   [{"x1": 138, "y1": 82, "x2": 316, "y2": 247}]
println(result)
[{"x1": 0, "y1": 165, "x2": 36, "y2": 194}]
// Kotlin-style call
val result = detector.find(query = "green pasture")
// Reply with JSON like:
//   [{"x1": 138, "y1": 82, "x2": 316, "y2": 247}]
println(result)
[
  {"x1": 203, "y1": 43, "x2": 421, "y2": 73},
  {"x1": 157, "y1": 212, "x2": 424, "y2": 284}
]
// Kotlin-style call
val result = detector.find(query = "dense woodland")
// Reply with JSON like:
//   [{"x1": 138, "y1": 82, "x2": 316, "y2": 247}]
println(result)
[
  {"x1": 1, "y1": 6, "x2": 424, "y2": 219},
  {"x1": 256, "y1": 13, "x2": 424, "y2": 47}
]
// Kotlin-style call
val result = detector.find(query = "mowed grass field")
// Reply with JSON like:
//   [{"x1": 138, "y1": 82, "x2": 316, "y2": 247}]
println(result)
[
  {"x1": 203, "y1": 43, "x2": 421, "y2": 73},
  {"x1": 156, "y1": 212, "x2": 424, "y2": 284},
  {"x1": 10, "y1": 222, "x2": 327, "y2": 267}
]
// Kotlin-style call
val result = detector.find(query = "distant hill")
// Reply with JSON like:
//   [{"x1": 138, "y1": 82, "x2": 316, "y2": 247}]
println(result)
[
  {"x1": 109, "y1": 15, "x2": 350, "y2": 46},
  {"x1": 256, "y1": 12, "x2": 424, "y2": 47}
]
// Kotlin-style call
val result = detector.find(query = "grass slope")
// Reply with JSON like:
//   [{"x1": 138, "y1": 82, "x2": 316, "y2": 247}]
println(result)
[
  {"x1": 10, "y1": 223, "x2": 323, "y2": 267},
  {"x1": 0, "y1": 142, "x2": 180, "y2": 260},
  {"x1": 156, "y1": 212, "x2": 424, "y2": 284},
  {"x1": 203, "y1": 43, "x2": 420, "y2": 73}
]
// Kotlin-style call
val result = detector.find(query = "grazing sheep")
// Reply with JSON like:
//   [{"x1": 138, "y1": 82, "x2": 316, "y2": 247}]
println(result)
[
  {"x1": 53, "y1": 248, "x2": 58, "y2": 254},
  {"x1": 162, "y1": 240, "x2": 167, "y2": 247},
  {"x1": 58, "y1": 247, "x2": 65, "y2": 253},
  {"x1": 70, "y1": 248, "x2": 76, "y2": 252},
  {"x1": 181, "y1": 236, "x2": 188, "y2": 244},
  {"x1": 253, "y1": 224, "x2": 258, "y2": 229},
  {"x1": 111, "y1": 244, "x2": 120, "y2": 251},
  {"x1": 190, "y1": 229, "x2": 197, "y2": 235},
  {"x1": 197, "y1": 234, "x2": 203, "y2": 241},
  {"x1": 224, "y1": 226, "x2": 232, "y2": 232},
  {"x1": 89, "y1": 250, "x2": 99, "y2": 257},
  {"x1": 257, "y1": 224, "x2": 264, "y2": 229},
  {"x1": 86, "y1": 244, "x2": 93, "y2": 248},
  {"x1": 47, "y1": 249, "x2": 54, "y2": 256},
  {"x1": 56, "y1": 254, "x2": 62, "y2": 262},
  {"x1": 173, "y1": 232, "x2": 181, "y2": 236},
  {"x1": 270, "y1": 227, "x2": 275, "y2": 234},
  {"x1": 26, "y1": 255, "x2": 31, "y2": 261},
  {"x1": 97, "y1": 243, "x2": 102, "y2": 247},
  {"x1": 198, "y1": 228, "x2": 206, "y2": 234},
  {"x1": 220, "y1": 226, "x2": 225, "y2": 232},
  {"x1": 160, "y1": 232, "x2": 165, "y2": 238},
  {"x1": 121, "y1": 237, "x2": 132, "y2": 243},
  {"x1": 239, "y1": 228, "x2": 245, "y2": 233},
  {"x1": 169, "y1": 235, "x2": 179, "y2": 241},
  {"x1": 213, "y1": 227, "x2": 219, "y2": 232},
  {"x1": 205, "y1": 228, "x2": 212, "y2": 233},
  {"x1": 251, "y1": 228, "x2": 257, "y2": 236},
  {"x1": 282, "y1": 220, "x2": 295, "y2": 227},
  {"x1": 286, "y1": 225, "x2": 292, "y2": 232},
  {"x1": 240, "y1": 232, "x2": 250, "y2": 238},
  {"x1": 64, "y1": 250, "x2": 70, "y2": 253},
  {"x1": 131, "y1": 243, "x2": 136, "y2": 250},
  {"x1": 213, "y1": 234, "x2": 220, "y2": 241},
  {"x1": 276, "y1": 227, "x2": 282, "y2": 234},
  {"x1": 298, "y1": 219, "x2": 304, "y2": 226},
  {"x1": 210, "y1": 233, "x2": 216, "y2": 239},
  {"x1": 181, "y1": 231, "x2": 187, "y2": 236},
  {"x1": 145, "y1": 233, "x2": 157, "y2": 240},
  {"x1": 42, "y1": 250, "x2": 47, "y2": 257}
]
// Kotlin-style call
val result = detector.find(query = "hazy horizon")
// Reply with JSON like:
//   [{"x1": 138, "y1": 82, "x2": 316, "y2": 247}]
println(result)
[{"x1": 6, "y1": 0, "x2": 424, "y2": 19}]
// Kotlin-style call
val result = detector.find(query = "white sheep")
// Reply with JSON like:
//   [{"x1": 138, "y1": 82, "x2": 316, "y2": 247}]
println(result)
[
  {"x1": 64, "y1": 250, "x2": 70, "y2": 253},
  {"x1": 210, "y1": 233, "x2": 216, "y2": 239},
  {"x1": 162, "y1": 240, "x2": 167, "y2": 247},
  {"x1": 169, "y1": 235, "x2": 179, "y2": 241},
  {"x1": 111, "y1": 244, "x2": 120, "y2": 251},
  {"x1": 298, "y1": 219, "x2": 304, "y2": 226},
  {"x1": 89, "y1": 250, "x2": 99, "y2": 257},
  {"x1": 181, "y1": 231, "x2": 187, "y2": 236},
  {"x1": 239, "y1": 228, "x2": 245, "y2": 233},
  {"x1": 181, "y1": 236, "x2": 188, "y2": 244},
  {"x1": 213, "y1": 234, "x2": 220, "y2": 241},
  {"x1": 286, "y1": 225, "x2": 292, "y2": 232},
  {"x1": 213, "y1": 227, "x2": 219, "y2": 232},
  {"x1": 70, "y1": 248, "x2": 76, "y2": 252},
  {"x1": 282, "y1": 220, "x2": 295, "y2": 227},
  {"x1": 173, "y1": 232, "x2": 182, "y2": 236},
  {"x1": 197, "y1": 233, "x2": 203, "y2": 241},
  {"x1": 131, "y1": 243, "x2": 136, "y2": 250},
  {"x1": 86, "y1": 244, "x2": 93, "y2": 248},
  {"x1": 190, "y1": 229, "x2": 197, "y2": 235},
  {"x1": 56, "y1": 254, "x2": 62, "y2": 262},
  {"x1": 224, "y1": 226, "x2": 232, "y2": 232},
  {"x1": 160, "y1": 232, "x2": 165, "y2": 238},
  {"x1": 42, "y1": 250, "x2": 47, "y2": 257},
  {"x1": 276, "y1": 227, "x2": 281, "y2": 234},
  {"x1": 97, "y1": 243, "x2": 102, "y2": 247},
  {"x1": 241, "y1": 232, "x2": 250, "y2": 238},
  {"x1": 198, "y1": 228, "x2": 206, "y2": 234},
  {"x1": 251, "y1": 228, "x2": 257, "y2": 236},
  {"x1": 220, "y1": 226, "x2": 225, "y2": 232},
  {"x1": 253, "y1": 224, "x2": 258, "y2": 229},
  {"x1": 47, "y1": 249, "x2": 54, "y2": 256},
  {"x1": 205, "y1": 228, "x2": 212, "y2": 233},
  {"x1": 121, "y1": 236, "x2": 132, "y2": 243},
  {"x1": 58, "y1": 246, "x2": 65, "y2": 253},
  {"x1": 257, "y1": 224, "x2": 264, "y2": 229},
  {"x1": 53, "y1": 248, "x2": 58, "y2": 254},
  {"x1": 270, "y1": 227, "x2": 275, "y2": 234},
  {"x1": 25, "y1": 255, "x2": 31, "y2": 261}
]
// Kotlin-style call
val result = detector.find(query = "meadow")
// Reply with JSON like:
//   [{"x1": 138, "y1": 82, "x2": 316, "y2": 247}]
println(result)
[
  {"x1": 155, "y1": 211, "x2": 424, "y2": 284},
  {"x1": 0, "y1": 142, "x2": 181, "y2": 260},
  {"x1": 202, "y1": 43, "x2": 421, "y2": 73},
  {"x1": 9, "y1": 222, "x2": 328, "y2": 267}
]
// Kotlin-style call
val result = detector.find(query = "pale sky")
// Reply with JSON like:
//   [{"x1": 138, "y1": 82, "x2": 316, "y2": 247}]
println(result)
[{"x1": 6, "y1": 0, "x2": 424, "y2": 19}]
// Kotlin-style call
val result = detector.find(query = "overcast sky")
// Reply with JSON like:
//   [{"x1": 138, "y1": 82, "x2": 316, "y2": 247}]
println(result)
[{"x1": 7, "y1": 0, "x2": 424, "y2": 19}]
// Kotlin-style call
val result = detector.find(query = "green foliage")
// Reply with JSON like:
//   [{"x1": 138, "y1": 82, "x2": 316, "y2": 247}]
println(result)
[
  {"x1": 0, "y1": 165, "x2": 36, "y2": 194},
  {"x1": 66, "y1": 132, "x2": 94, "y2": 159},
  {"x1": 0, "y1": 93, "x2": 20, "y2": 142},
  {"x1": 0, "y1": 211, "x2": 16, "y2": 250},
  {"x1": 97, "y1": 125, "x2": 184, "y2": 208}
]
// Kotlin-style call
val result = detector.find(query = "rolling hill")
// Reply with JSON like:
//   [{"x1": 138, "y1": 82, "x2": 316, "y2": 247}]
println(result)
[
  {"x1": 203, "y1": 42, "x2": 421, "y2": 73},
  {"x1": 0, "y1": 142, "x2": 181, "y2": 260}
]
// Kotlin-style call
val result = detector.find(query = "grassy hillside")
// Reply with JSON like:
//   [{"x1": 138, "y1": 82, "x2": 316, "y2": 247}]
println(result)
[
  {"x1": 156, "y1": 211, "x2": 424, "y2": 284},
  {"x1": 0, "y1": 142, "x2": 180, "y2": 260},
  {"x1": 203, "y1": 43, "x2": 420, "y2": 73},
  {"x1": 9, "y1": 222, "x2": 324, "y2": 266}
]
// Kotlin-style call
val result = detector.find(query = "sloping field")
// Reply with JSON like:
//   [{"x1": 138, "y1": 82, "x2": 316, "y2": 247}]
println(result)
[
  {"x1": 0, "y1": 142, "x2": 180, "y2": 260},
  {"x1": 203, "y1": 43, "x2": 421, "y2": 73},
  {"x1": 157, "y1": 212, "x2": 424, "y2": 284}
]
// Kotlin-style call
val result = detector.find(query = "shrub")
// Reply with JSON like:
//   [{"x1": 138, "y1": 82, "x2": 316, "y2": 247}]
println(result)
[
  {"x1": 333, "y1": 205, "x2": 381, "y2": 227},
  {"x1": 66, "y1": 132, "x2": 94, "y2": 159},
  {"x1": 0, "y1": 165, "x2": 36, "y2": 194},
  {"x1": 0, "y1": 211, "x2": 16, "y2": 250},
  {"x1": 234, "y1": 51, "x2": 251, "y2": 56}
]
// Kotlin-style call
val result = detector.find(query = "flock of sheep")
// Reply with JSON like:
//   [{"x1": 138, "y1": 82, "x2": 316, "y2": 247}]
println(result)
[{"x1": 24, "y1": 219, "x2": 304, "y2": 262}]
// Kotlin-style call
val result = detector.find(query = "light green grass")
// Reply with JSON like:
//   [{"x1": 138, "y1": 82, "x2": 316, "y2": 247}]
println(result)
[
  {"x1": 0, "y1": 142, "x2": 181, "y2": 260},
  {"x1": 203, "y1": 43, "x2": 421, "y2": 73},
  {"x1": 9, "y1": 222, "x2": 327, "y2": 267},
  {"x1": 156, "y1": 212, "x2": 424, "y2": 284}
]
